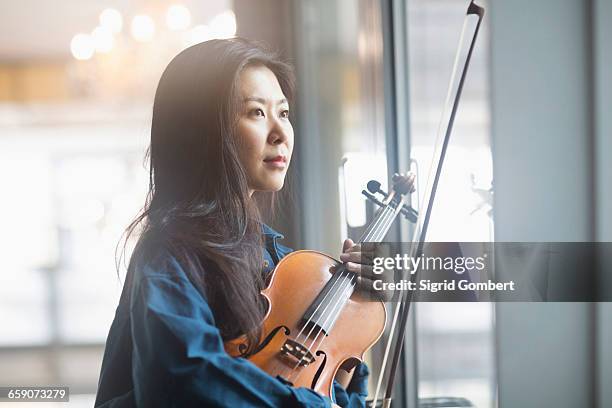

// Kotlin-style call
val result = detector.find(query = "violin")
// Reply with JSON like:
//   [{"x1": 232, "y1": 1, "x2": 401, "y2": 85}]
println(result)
[{"x1": 224, "y1": 174, "x2": 416, "y2": 398}]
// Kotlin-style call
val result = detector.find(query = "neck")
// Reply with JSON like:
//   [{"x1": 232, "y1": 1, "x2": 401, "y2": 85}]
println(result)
[{"x1": 359, "y1": 199, "x2": 402, "y2": 243}]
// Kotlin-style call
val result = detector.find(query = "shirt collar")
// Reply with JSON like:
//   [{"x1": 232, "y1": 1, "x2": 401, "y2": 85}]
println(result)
[{"x1": 261, "y1": 223, "x2": 284, "y2": 240}]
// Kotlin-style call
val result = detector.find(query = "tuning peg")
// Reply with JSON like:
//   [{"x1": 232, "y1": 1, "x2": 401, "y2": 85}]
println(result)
[
  {"x1": 367, "y1": 180, "x2": 388, "y2": 197},
  {"x1": 361, "y1": 189, "x2": 418, "y2": 223},
  {"x1": 362, "y1": 190, "x2": 386, "y2": 208}
]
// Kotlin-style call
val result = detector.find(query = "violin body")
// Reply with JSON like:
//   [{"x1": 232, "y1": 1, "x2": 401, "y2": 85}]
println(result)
[{"x1": 225, "y1": 250, "x2": 386, "y2": 397}]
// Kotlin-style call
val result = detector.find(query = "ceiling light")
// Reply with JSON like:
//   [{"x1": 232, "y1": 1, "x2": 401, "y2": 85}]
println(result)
[
  {"x1": 166, "y1": 4, "x2": 191, "y2": 31},
  {"x1": 92, "y1": 26, "x2": 114, "y2": 53},
  {"x1": 99, "y1": 8, "x2": 123, "y2": 34},
  {"x1": 70, "y1": 33, "x2": 95, "y2": 60},
  {"x1": 131, "y1": 15, "x2": 155, "y2": 42}
]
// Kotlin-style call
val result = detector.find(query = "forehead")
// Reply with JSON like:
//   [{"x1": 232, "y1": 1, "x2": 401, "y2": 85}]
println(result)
[{"x1": 238, "y1": 65, "x2": 286, "y2": 100}]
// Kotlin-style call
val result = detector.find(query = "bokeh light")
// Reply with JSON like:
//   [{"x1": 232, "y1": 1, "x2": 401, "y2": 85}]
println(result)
[
  {"x1": 92, "y1": 26, "x2": 114, "y2": 53},
  {"x1": 186, "y1": 24, "x2": 212, "y2": 46},
  {"x1": 70, "y1": 33, "x2": 95, "y2": 60},
  {"x1": 209, "y1": 10, "x2": 236, "y2": 39},
  {"x1": 166, "y1": 4, "x2": 191, "y2": 31},
  {"x1": 130, "y1": 15, "x2": 155, "y2": 42},
  {"x1": 99, "y1": 8, "x2": 123, "y2": 34}
]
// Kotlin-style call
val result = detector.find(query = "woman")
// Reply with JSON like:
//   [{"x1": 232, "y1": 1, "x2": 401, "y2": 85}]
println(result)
[{"x1": 94, "y1": 38, "x2": 375, "y2": 407}]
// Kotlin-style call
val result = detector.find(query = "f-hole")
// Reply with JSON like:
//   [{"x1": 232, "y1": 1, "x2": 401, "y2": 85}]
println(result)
[
  {"x1": 311, "y1": 350, "x2": 327, "y2": 389},
  {"x1": 239, "y1": 325, "x2": 290, "y2": 357}
]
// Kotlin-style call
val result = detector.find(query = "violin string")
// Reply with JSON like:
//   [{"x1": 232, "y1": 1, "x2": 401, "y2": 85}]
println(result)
[
  {"x1": 307, "y1": 204, "x2": 400, "y2": 381},
  {"x1": 285, "y1": 272, "x2": 352, "y2": 383},
  {"x1": 367, "y1": 205, "x2": 396, "y2": 242},
  {"x1": 287, "y1": 202, "x2": 390, "y2": 380},
  {"x1": 360, "y1": 211, "x2": 386, "y2": 243},
  {"x1": 362, "y1": 208, "x2": 391, "y2": 243},
  {"x1": 380, "y1": 197, "x2": 406, "y2": 240},
  {"x1": 285, "y1": 196, "x2": 400, "y2": 381},
  {"x1": 364, "y1": 195, "x2": 404, "y2": 243},
  {"x1": 372, "y1": 197, "x2": 405, "y2": 242},
  {"x1": 293, "y1": 268, "x2": 349, "y2": 343},
  {"x1": 289, "y1": 269, "x2": 351, "y2": 372},
  {"x1": 292, "y1": 203, "x2": 393, "y2": 351},
  {"x1": 309, "y1": 274, "x2": 358, "y2": 355},
  {"x1": 289, "y1": 272, "x2": 356, "y2": 380},
  {"x1": 294, "y1": 277, "x2": 356, "y2": 385},
  {"x1": 286, "y1": 272, "x2": 355, "y2": 381},
  {"x1": 292, "y1": 204, "x2": 394, "y2": 377},
  {"x1": 297, "y1": 272, "x2": 354, "y2": 364},
  {"x1": 360, "y1": 203, "x2": 395, "y2": 243},
  {"x1": 362, "y1": 195, "x2": 396, "y2": 242},
  {"x1": 292, "y1": 205, "x2": 393, "y2": 346}
]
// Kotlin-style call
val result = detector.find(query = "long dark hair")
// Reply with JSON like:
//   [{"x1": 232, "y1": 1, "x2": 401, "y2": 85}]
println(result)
[{"x1": 123, "y1": 38, "x2": 295, "y2": 352}]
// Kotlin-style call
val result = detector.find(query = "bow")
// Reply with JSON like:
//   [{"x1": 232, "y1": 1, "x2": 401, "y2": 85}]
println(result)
[{"x1": 370, "y1": 2, "x2": 485, "y2": 407}]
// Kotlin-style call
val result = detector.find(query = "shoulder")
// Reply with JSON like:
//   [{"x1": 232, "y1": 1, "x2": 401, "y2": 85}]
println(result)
[
  {"x1": 128, "y1": 243, "x2": 216, "y2": 323},
  {"x1": 127, "y1": 238, "x2": 210, "y2": 306},
  {"x1": 132, "y1": 245, "x2": 190, "y2": 282}
]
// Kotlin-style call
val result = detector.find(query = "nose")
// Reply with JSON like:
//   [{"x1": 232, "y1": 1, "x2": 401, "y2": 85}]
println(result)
[{"x1": 267, "y1": 116, "x2": 289, "y2": 145}]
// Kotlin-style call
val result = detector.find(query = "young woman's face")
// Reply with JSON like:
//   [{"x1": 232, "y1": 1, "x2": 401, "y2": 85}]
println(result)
[{"x1": 236, "y1": 65, "x2": 294, "y2": 195}]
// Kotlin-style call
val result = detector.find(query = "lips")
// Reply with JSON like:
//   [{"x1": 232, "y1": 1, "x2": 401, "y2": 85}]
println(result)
[{"x1": 263, "y1": 155, "x2": 287, "y2": 163}]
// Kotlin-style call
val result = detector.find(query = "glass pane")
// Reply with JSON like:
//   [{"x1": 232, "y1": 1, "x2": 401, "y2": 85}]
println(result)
[
  {"x1": 405, "y1": 0, "x2": 496, "y2": 407},
  {"x1": 292, "y1": 0, "x2": 388, "y2": 252},
  {"x1": 0, "y1": 152, "x2": 54, "y2": 346},
  {"x1": 54, "y1": 152, "x2": 148, "y2": 343},
  {"x1": 291, "y1": 0, "x2": 389, "y2": 397}
]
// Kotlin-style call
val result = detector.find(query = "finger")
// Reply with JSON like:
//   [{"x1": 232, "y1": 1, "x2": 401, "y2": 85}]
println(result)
[
  {"x1": 341, "y1": 248, "x2": 375, "y2": 262},
  {"x1": 330, "y1": 262, "x2": 355, "y2": 274},
  {"x1": 347, "y1": 242, "x2": 361, "y2": 253},
  {"x1": 342, "y1": 238, "x2": 355, "y2": 253},
  {"x1": 339, "y1": 251, "x2": 373, "y2": 265},
  {"x1": 329, "y1": 263, "x2": 344, "y2": 274},
  {"x1": 344, "y1": 263, "x2": 376, "y2": 279},
  {"x1": 357, "y1": 264, "x2": 376, "y2": 280},
  {"x1": 344, "y1": 262, "x2": 363, "y2": 274}
]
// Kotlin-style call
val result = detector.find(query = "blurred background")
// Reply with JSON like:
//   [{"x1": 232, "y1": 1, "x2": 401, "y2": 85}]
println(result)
[{"x1": 0, "y1": 0, "x2": 610, "y2": 407}]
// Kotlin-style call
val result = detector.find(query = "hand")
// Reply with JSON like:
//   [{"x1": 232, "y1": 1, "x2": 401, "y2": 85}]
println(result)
[
  {"x1": 338, "y1": 239, "x2": 372, "y2": 285},
  {"x1": 330, "y1": 238, "x2": 379, "y2": 300},
  {"x1": 332, "y1": 239, "x2": 393, "y2": 301},
  {"x1": 392, "y1": 171, "x2": 417, "y2": 194}
]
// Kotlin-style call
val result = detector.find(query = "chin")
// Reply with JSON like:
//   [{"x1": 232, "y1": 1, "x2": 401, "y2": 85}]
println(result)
[
  {"x1": 253, "y1": 178, "x2": 286, "y2": 193},
  {"x1": 268, "y1": 180, "x2": 285, "y2": 192}
]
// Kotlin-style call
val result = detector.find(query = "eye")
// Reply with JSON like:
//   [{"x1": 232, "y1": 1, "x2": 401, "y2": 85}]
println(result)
[
  {"x1": 250, "y1": 108, "x2": 265, "y2": 118},
  {"x1": 280, "y1": 109, "x2": 290, "y2": 119}
]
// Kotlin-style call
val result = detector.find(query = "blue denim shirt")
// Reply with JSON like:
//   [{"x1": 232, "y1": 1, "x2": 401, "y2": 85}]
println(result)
[{"x1": 94, "y1": 224, "x2": 369, "y2": 407}]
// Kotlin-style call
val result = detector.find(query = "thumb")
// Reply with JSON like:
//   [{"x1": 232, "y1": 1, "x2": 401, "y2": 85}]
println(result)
[{"x1": 342, "y1": 238, "x2": 355, "y2": 253}]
